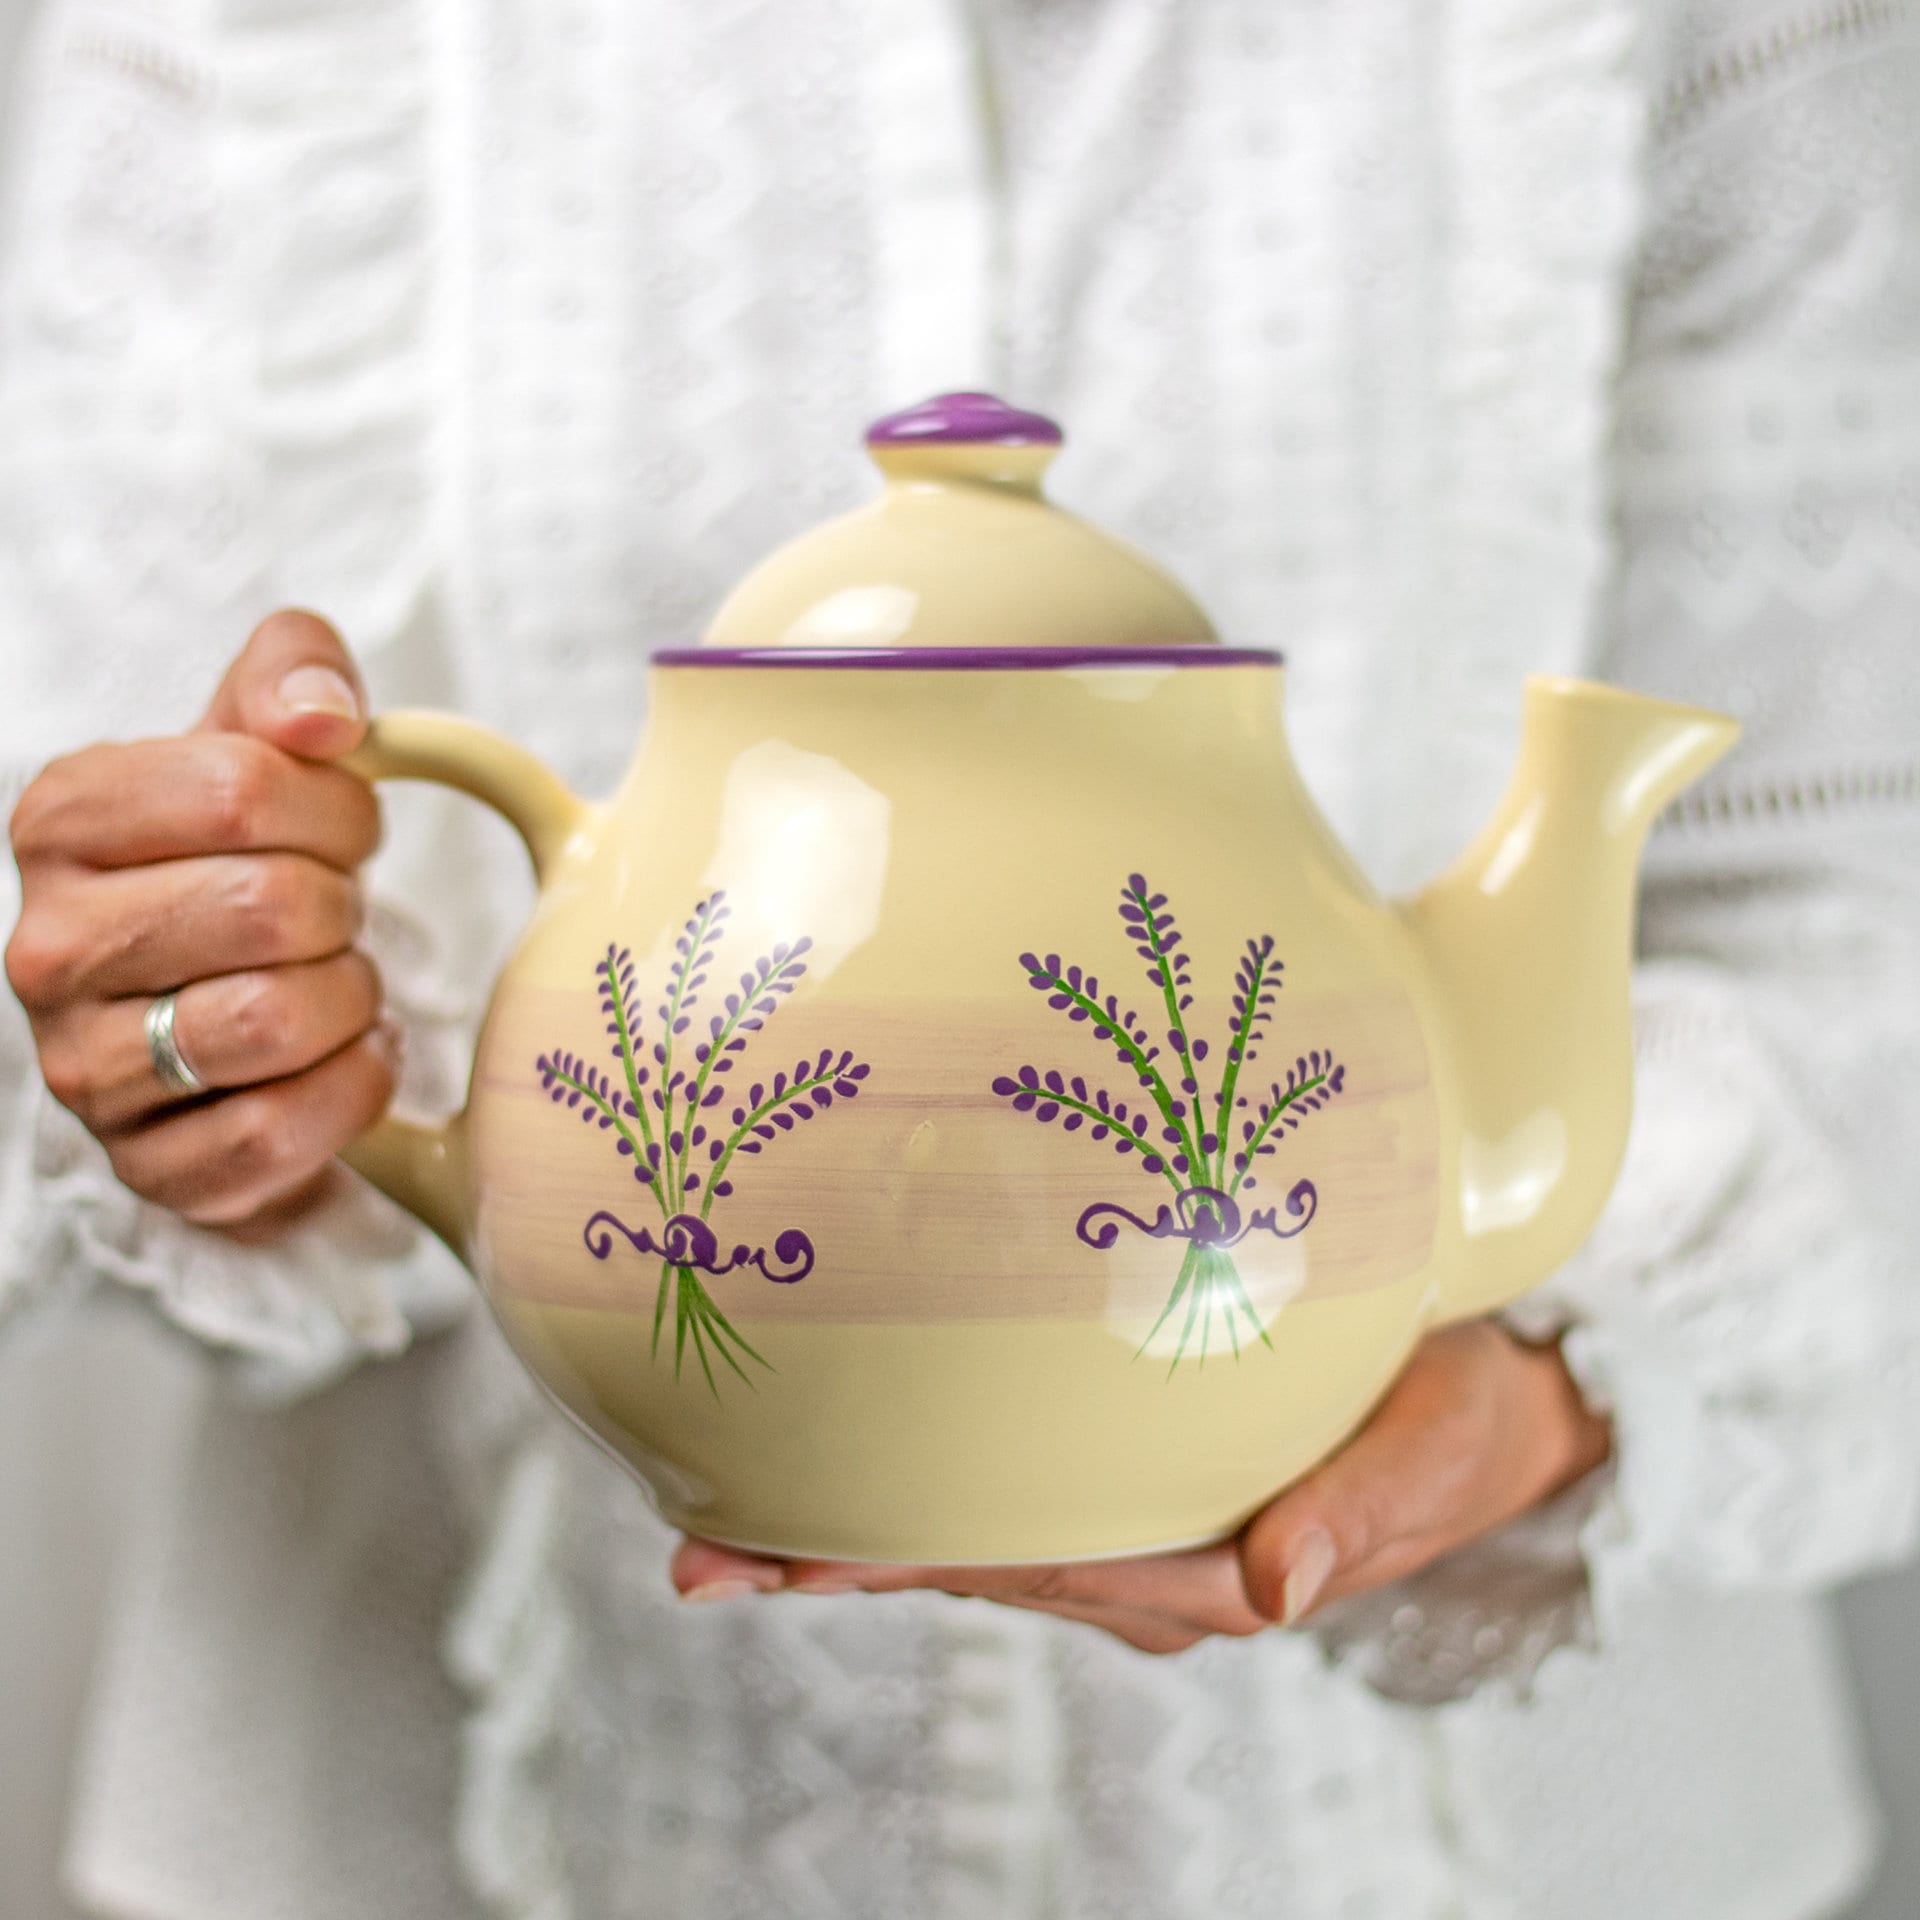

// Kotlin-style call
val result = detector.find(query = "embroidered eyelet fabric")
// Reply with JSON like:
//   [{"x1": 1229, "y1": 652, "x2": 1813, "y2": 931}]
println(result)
[{"x1": 1, "y1": 0, "x2": 1917, "y2": 1916}]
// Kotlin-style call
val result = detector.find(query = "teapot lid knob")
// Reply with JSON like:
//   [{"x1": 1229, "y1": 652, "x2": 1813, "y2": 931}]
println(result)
[{"x1": 864, "y1": 391, "x2": 1064, "y2": 449}]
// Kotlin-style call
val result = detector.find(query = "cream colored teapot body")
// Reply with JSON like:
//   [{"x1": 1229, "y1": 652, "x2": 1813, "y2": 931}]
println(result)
[{"x1": 343, "y1": 395, "x2": 1736, "y2": 1562}]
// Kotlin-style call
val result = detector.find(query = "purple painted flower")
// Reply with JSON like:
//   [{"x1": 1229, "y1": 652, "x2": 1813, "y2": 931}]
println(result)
[
  {"x1": 993, "y1": 873, "x2": 1348, "y2": 1371},
  {"x1": 537, "y1": 916, "x2": 871, "y2": 1399}
]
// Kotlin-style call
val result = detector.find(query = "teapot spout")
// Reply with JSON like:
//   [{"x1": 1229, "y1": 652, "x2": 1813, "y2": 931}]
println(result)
[{"x1": 1399, "y1": 677, "x2": 1738, "y2": 1323}]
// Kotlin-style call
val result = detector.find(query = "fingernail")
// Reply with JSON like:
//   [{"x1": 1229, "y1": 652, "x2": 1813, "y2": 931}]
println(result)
[
  {"x1": 277, "y1": 665, "x2": 361, "y2": 721},
  {"x1": 1281, "y1": 1528, "x2": 1338, "y2": 1626},
  {"x1": 788, "y1": 1580, "x2": 860, "y2": 1596},
  {"x1": 681, "y1": 1579, "x2": 762, "y2": 1603}
]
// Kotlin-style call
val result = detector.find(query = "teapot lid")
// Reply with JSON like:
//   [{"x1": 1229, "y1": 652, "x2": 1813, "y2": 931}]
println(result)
[{"x1": 694, "y1": 392, "x2": 1229, "y2": 657}]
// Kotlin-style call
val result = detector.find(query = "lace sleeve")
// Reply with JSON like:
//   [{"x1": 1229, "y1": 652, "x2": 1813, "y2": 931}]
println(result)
[
  {"x1": 1310, "y1": 1, "x2": 1920, "y2": 1705},
  {"x1": 0, "y1": 1, "x2": 478, "y2": 1398}
]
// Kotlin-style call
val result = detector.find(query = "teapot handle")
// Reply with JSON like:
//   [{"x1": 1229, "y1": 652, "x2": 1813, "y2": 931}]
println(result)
[{"x1": 337, "y1": 712, "x2": 593, "y2": 1260}]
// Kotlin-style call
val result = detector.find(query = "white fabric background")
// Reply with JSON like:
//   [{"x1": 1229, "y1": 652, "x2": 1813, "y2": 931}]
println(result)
[{"x1": 0, "y1": 2, "x2": 1916, "y2": 1916}]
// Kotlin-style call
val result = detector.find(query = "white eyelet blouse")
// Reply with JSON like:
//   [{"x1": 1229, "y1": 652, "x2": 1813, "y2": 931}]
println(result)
[{"x1": 2, "y1": 0, "x2": 1918, "y2": 1915}]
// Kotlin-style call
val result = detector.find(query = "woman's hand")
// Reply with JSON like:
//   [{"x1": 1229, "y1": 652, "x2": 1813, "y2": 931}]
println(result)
[
  {"x1": 5, "y1": 610, "x2": 398, "y2": 1234},
  {"x1": 670, "y1": 1319, "x2": 1613, "y2": 1655}
]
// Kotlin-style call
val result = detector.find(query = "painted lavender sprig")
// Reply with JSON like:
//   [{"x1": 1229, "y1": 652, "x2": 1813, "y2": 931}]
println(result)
[
  {"x1": 1213, "y1": 935, "x2": 1278, "y2": 1181},
  {"x1": 1229, "y1": 1051, "x2": 1347, "y2": 1186},
  {"x1": 536, "y1": 891, "x2": 869, "y2": 1398},
  {"x1": 993, "y1": 875, "x2": 1346, "y2": 1373},
  {"x1": 1121, "y1": 875, "x2": 1204, "y2": 1154}
]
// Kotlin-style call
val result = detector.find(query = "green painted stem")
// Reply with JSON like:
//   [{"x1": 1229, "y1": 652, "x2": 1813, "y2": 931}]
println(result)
[
  {"x1": 657, "y1": 1263, "x2": 769, "y2": 1396},
  {"x1": 1227, "y1": 1072, "x2": 1329, "y2": 1198},
  {"x1": 1027, "y1": 969, "x2": 1205, "y2": 1169},
  {"x1": 1004, "y1": 1085, "x2": 1194, "y2": 1198},
  {"x1": 602, "y1": 946, "x2": 659, "y2": 1158},
  {"x1": 701, "y1": 1066, "x2": 850, "y2": 1218},
  {"x1": 657, "y1": 897, "x2": 726, "y2": 1207},
  {"x1": 541, "y1": 1060, "x2": 651, "y2": 1173},
  {"x1": 1127, "y1": 881, "x2": 1205, "y2": 1161},
  {"x1": 1210, "y1": 947, "x2": 1272, "y2": 1186},
  {"x1": 672, "y1": 955, "x2": 796, "y2": 1213},
  {"x1": 1136, "y1": 1242, "x2": 1274, "y2": 1372}
]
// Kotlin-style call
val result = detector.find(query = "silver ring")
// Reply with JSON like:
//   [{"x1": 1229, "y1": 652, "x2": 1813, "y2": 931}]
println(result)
[{"x1": 144, "y1": 991, "x2": 206, "y2": 1096}]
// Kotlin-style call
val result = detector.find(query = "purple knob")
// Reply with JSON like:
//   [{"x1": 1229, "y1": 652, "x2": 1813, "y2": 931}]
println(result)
[{"x1": 865, "y1": 391, "x2": 1064, "y2": 449}]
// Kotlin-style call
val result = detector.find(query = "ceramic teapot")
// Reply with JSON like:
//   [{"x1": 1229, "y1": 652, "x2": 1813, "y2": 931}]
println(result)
[{"x1": 342, "y1": 393, "x2": 1737, "y2": 1564}]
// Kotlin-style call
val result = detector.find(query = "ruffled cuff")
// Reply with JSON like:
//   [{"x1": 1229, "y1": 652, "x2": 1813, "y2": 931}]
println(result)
[
  {"x1": 1307, "y1": 960, "x2": 1920, "y2": 1707},
  {"x1": 1308, "y1": 1464, "x2": 1608, "y2": 1708},
  {"x1": 11, "y1": 1100, "x2": 468, "y2": 1400},
  {"x1": 0, "y1": 894, "x2": 476, "y2": 1400},
  {"x1": 1513, "y1": 998, "x2": 1920, "y2": 1599}
]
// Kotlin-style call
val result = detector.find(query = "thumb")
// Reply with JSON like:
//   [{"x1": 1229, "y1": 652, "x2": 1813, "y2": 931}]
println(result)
[
  {"x1": 1238, "y1": 1356, "x2": 1478, "y2": 1624},
  {"x1": 198, "y1": 608, "x2": 368, "y2": 761},
  {"x1": 1238, "y1": 1460, "x2": 1387, "y2": 1629},
  {"x1": 1238, "y1": 1322, "x2": 1541, "y2": 1625}
]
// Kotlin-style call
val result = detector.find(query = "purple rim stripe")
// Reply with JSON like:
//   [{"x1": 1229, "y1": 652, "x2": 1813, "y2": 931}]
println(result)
[{"x1": 652, "y1": 646, "x2": 1283, "y2": 671}]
